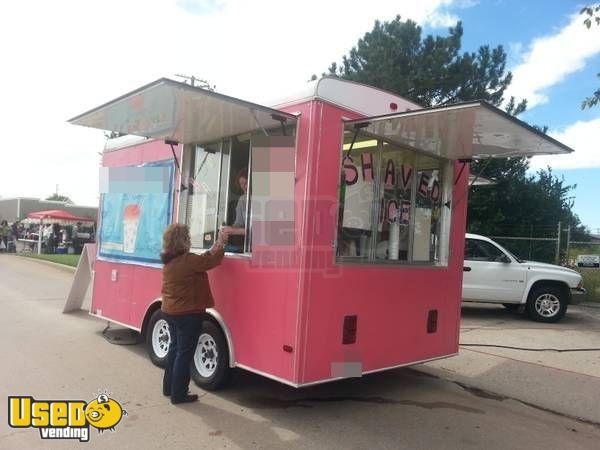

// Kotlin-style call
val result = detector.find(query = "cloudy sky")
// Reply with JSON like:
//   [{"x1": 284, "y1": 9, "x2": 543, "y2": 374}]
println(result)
[{"x1": 1, "y1": 0, "x2": 599, "y2": 230}]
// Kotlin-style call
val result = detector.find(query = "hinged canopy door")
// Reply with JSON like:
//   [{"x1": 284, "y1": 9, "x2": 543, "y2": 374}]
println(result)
[
  {"x1": 344, "y1": 102, "x2": 573, "y2": 160},
  {"x1": 69, "y1": 78, "x2": 297, "y2": 145}
]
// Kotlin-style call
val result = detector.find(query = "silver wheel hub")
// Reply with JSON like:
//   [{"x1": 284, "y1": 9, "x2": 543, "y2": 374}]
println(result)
[
  {"x1": 152, "y1": 319, "x2": 170, "y2": 358},
  {"x1": 194, "y1": 333, "x2": 218, "y2": 378},
  {"x1": 534, "y1": 293, "x2": 560, "y2": 317}
]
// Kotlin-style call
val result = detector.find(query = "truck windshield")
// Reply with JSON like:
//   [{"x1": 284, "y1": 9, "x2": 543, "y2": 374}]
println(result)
[{"x1": 493, "y1": 240, "x2": 524, "y2": 263}]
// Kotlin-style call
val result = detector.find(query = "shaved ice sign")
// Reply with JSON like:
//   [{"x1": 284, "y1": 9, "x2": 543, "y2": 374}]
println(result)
[
  {"x1": 342, "y1": 154, "x2": 440, "y2": 230},
  {"x1": 98, "y1": 161, "x2": 174, "y2": 266}
]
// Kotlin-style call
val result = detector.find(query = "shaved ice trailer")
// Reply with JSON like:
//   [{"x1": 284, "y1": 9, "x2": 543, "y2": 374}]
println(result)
[{"x1": 69, "y1": 77, "x2": 572, "y2": 389}]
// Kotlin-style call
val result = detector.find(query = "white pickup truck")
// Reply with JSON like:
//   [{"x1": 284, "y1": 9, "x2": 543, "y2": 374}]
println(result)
[{"x1": 462, "y1": 233, "x2": 586, "y2": 322}]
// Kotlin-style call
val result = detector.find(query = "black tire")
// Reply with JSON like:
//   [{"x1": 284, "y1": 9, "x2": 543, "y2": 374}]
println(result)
[
  {"x1": 145, "y1": 309, "x2": 171, "y2": 368},
  {"x1": 526, "y1": 285, "x2": 568, "y2": 323},
  {"x1": 190, "y1": 319, "x2": 230, "y2": 391},
  {"x1": 502, "y1": 303, "x2": 520, "y2": 311}
]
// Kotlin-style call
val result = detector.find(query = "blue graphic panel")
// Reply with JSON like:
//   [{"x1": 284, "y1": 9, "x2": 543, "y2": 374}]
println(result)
[{"x1": 98, "y1": 161, "x2": 174, "y2": 266}]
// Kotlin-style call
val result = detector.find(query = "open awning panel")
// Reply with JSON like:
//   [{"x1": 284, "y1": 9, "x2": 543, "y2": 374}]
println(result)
[
  {"x1": 69, "y1": 78, "x2": 297, "y2": 145},
  {"x1": 345, "y1": 102, "x2": 573, "y2": 160}
]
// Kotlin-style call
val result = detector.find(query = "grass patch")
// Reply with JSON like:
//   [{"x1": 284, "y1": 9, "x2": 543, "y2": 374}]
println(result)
[
  {"x1": 577, "y1": 268, "x2": 600, "y2": 302},
  {"x1": 21, "y1": 253, "x2": 80, "y2": 268},
  {"x1": 568, "y1": 247, "x2": 600, "y2": 302}
]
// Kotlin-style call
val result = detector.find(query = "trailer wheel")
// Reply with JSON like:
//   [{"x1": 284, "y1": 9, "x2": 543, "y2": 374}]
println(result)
[
  {"x1": 191, "y1": 320, "x2": 230, "y2": 390},
  {"x1": 526, "y1": 285, "x2": 568, "y2": 323},
  {"x1": 146, "y1": 309, "x2": 170, "y2": 368}
]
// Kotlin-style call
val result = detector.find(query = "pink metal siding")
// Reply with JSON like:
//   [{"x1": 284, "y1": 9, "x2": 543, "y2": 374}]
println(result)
[
  {"x1": 294, "y1": 101, "x2": 468, "y2": 384},
  {"x1": 92, "y1": 140, "x2": 180, "y2": 329},
  {"x1": 91, "y1": 99, "x2": 468, "y2": 386}
]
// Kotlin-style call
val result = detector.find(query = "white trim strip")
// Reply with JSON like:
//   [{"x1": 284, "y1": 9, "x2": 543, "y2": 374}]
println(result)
[
  {"x1": 234, "y1": 363, "x2": 300, "y2": 388},
  {"x1": 88, "y1": 311, "x2": 142, "y2": 332},
  {"x1": 235, "y1": 352, "x2": 458, "y2": 389}
]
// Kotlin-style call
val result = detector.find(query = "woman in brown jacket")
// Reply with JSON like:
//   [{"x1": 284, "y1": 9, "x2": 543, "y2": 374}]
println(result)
[{"x1": 160, "y1": 223, "x2": 226, "y2": 404}]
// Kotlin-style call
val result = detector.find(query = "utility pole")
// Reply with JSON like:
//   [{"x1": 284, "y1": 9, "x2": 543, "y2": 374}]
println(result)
[
  {"x1": 555, "y1": 221, "x2": 562, "y2": 265},
  {"x1": 174, "y1": 74, "x2": 216, "y2": 91}
]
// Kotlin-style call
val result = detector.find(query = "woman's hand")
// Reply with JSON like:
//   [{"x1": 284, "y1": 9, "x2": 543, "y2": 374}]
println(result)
[
  {"x1": 220, "y1": 226, "x2": 235, "y2": 235},
  {"x1": 220, "y1": 226, "x2": 245, "y2": 236},
  {"x1": 216, "y1": 229, "x2": 229, "y2": 245},
  {"x1": 209, "y1": 240, "x2": 224, "y2": 255}
]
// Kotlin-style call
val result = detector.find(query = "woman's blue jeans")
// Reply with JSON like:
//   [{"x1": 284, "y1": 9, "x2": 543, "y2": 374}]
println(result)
[{"x1": 162, "y1": 313, "x2": 203, "y2": 401}]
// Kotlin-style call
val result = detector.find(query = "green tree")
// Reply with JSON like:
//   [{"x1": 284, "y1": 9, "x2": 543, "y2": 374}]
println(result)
[
  {"x1": 46, "y1": 193, "x2": 73, "y2": 203},
  {"x1": 581, "y1": 4, "x2": 600, "y2": 109},
  {"x1": 468, "y1": 165, "x2": 588, "y2": 262},
  {"x1": 324, "y1": 16, "x2": 585, "y2": 262},
  {"x1": 326, "y1": 17, "x2": 526, "y2": 112}
]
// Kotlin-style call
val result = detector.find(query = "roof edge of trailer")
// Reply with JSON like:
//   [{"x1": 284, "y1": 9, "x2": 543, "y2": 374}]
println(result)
[
  {"x1": 344, "y1": 100, "x2": 575, "y2": 156},
  {"x1": 267, "y1": 76, "x2": 422, "y2": 115},
  {"x1": 68, "y1": 77, "x2": 298, "y2": 125}
]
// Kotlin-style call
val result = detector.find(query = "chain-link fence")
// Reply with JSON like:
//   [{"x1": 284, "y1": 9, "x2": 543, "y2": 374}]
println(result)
[
  {"x1": 477, "y1": 222, "x2": 600, "y2": 265},
  {"x1": 483, "y1": 224, "x2": 561, "y2": 264},
  {"x1": 481, "y1": 224, "x2": 600, "y2": 302}
]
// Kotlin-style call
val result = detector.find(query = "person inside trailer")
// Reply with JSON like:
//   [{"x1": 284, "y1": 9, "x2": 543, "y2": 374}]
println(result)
[{"x1": 220, "y1": 167, "x2": 248, "y2": 252}]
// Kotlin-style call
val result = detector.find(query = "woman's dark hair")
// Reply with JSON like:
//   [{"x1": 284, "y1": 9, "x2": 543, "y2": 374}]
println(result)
[
  {"x1": 236, "y1": 167, "x2": 248, "y2": 182},
  {"x1": 160, "y1": 223, "x2": 191, "y2": 264}
]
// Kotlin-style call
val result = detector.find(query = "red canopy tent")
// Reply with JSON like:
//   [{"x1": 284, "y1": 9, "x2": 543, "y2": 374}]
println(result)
[
  {"x1": 24, "y1": 210, "x2": 95, "y2": 254},
  {"x1": 25, "y1": 209, "x2": 95, "y2": 224}
]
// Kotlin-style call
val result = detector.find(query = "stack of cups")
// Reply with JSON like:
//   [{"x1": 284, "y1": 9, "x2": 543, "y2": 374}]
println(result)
[{"x1": 388, "y1": 221, "x2": 400, "y2": 260}]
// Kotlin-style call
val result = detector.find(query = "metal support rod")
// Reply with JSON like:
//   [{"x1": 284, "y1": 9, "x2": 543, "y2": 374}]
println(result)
[
  {"x1": 528, "y1": 224, "x2": 533, "y2": 260},
  {"x1": 555, "y1": 221, "x2": 562, "y2": 265},
  {"x1": 489, "y1": 236, "x2": 557, "y2": 242},
  {"x1": 38, "y1": 218, "x2": 43, "y2": 255},
  {"x1": 346, "y1": 129, "x2": 360, "y2": 160},
  {"x1": 250, "y1": 110, "x2": 268, "y2": 136},
  {"x1": 451, "y1": 157, "x2": 492, "y2": 211},
  {"x1": 566, "y1": 225, "x2": 571, "y2": 263}
]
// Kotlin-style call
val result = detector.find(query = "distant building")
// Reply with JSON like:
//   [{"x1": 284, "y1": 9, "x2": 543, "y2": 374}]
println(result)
[{"x1": 0, "y1": 198, "x2": 97, "y2": 223}]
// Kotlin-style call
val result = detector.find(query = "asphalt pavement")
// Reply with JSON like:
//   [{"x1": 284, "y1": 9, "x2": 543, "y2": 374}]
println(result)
[
  {"x1": 1, "y1": 255, "x2": 599, "y2": 449},
  {"x1": 422, "y1": 302, "x2": 600, "y2": 425}
]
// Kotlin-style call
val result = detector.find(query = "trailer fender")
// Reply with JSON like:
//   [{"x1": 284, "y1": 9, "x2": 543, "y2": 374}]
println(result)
[
  {"x1": 205, "y1": 308, "x2": 235, "y2": 368},
  {"x1": 142, "y1": 300, "x2": 235, "y2": 368}
]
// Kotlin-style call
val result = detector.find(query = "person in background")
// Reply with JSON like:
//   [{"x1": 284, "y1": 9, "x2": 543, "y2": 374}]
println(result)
[
  {"x1": 0, "y1": 220, "x2": 9, "y2": 252},
  {"x1": 160, "y1": 223, "x2": 227, "y2": 404},
  {"x1": 72, "y1": 222, "x2": 81, "y2": 253}
]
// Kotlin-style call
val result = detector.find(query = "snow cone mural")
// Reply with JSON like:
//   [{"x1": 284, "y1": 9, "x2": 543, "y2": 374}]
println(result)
[
  {"x1": 97, "y1": 161, "x2": 174, "y2": 266},
  {"x1": 122, "y1": 204, "x2": 141, "y2": 253}
]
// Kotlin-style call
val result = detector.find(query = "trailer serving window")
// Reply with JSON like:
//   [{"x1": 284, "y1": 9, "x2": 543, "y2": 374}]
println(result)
[
  {"x1": 69, "y1": 78, "x2": 298, "y2": 257},
  {"x1": 337, "y1": 100, "x2": 575, "y2": 266},
  {"x1": 180, "y1": 126, "x2": 296, "y2": 255},
  {"x1": 336, "y1": 130, "x2": 452, "y2": 265},
  {"x1": 181, "y1": 135, "x2": 252, "y2": 254}
]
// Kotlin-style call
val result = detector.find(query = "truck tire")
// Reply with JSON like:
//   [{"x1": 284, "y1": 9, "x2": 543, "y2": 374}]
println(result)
[
  {"x1": 191, "y1": 319, "x2": 230, "y2": 391},
  {"x1": 526, "y1": 285, "x2": 568, "y2": 323},
  {"x1": 146, "y1": 309, "x2": 171, "y2": 368}
]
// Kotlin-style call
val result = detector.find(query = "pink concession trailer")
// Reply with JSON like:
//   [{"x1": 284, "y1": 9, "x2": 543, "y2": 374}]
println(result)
[{"x1": 69, "y1": 77, "x2": 572, "y2": 389}]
